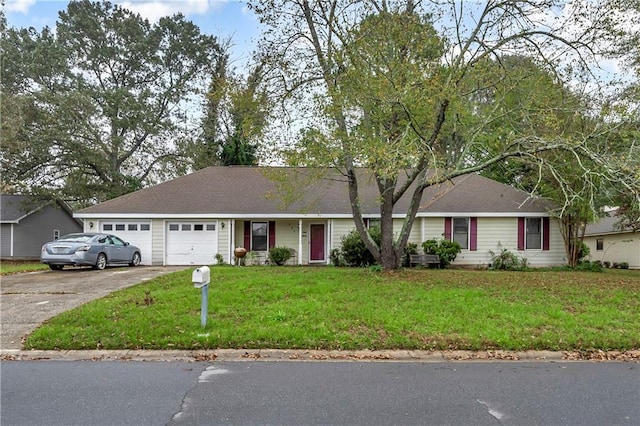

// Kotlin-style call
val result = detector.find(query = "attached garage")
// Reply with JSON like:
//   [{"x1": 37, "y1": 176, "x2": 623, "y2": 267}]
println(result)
[
  {"x1": 100, "y1": 221, "x2": 152, "y2": 265},
  {"x1": 166, "y1": 222, "x2": 218, "y2": 265}
]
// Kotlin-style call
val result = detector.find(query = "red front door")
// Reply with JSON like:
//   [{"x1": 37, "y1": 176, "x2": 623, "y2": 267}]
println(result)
[{"x1": 310, "y1": 224, "x2": 325, "y2": 262}]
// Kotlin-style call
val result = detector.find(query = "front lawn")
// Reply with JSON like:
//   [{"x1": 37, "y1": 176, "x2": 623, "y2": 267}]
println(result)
[{"x1": 24, "y1": 267, "x2": 640, "y2": 352}]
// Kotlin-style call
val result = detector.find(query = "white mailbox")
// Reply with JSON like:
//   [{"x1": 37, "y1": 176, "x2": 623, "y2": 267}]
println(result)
[{"x1": 192, "y1": 266, "x2": 211, "y2": 288}]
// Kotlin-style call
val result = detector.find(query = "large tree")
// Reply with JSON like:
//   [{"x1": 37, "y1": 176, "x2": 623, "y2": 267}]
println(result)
[
  {"x1": 193, "y1": 54, "x2": 269, "y2": 169},
  {"x1": 249, "y1": 0, "x2": 640, "y2": 269},
  {"x1": 0, "y1": 0, "x2": 222, "y2": 204}
]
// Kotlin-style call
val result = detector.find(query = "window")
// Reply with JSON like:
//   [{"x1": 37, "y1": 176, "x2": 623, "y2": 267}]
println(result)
[
  {"x1": 141, "y1": 224, "x2": 150, "y2": 231},
  {"x1": 194, "y1": 224, "x2": 204, "y2": 231},
  {"x1": 206, "y1": 224, "x2": 216, "y2": 231},
  {"x1": 252, "y1": 222, "x2": 268, "y2": 251},
  {"x1": 115, "y1": 224, "x2": 125, "y2": 231},
  {"x1": 109, "y1": 236, "x2": 126, "y2": 247},
  {"x1": 128, "y1": 224, "x2": 138, "y2": 231},
  {"x1": 103, "y1": 224, "x2": 113, "y2": 231},
  {"x1": 53, "y1": 230, "x2": 60, "y2": 240},
  {"x1": 526, "y1": 218, "x2": 542, "y2": 250},
  {"x1": 181, "y1": 224, "x2": 191, "y2": 231},
  {"x1": 596, "y1": 238, "x2": 603, "y2": 251},
  {"x1": 453, "y1": 218, "x2": 469, "y2": 249},
  {"x1": 366, "y1": 219, "x2": 381, "y2": 229},
  {"x1": 169, "y1": 224, "x2": 179, "y2": 231}
]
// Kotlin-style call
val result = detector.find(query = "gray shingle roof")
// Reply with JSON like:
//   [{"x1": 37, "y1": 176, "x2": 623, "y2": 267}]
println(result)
[
  {"x1": 1, "y1": 195, "x2": 50, "y2": 223},
  {"x1": 77, "y1": 166, "x2": 551, "y2": 217},
  {"x1": 584, "y1": 210, "x2": 633, "y2": 236}
]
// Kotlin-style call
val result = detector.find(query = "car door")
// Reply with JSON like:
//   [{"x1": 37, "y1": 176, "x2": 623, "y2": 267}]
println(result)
[{"x1": 108, "y1": 236, "x2": 129, "y2": 263}]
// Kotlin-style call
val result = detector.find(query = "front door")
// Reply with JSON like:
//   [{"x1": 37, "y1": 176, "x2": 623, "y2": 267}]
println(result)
[{"x1": 309, "y1": 224, "x2": 325, "y2": 262}]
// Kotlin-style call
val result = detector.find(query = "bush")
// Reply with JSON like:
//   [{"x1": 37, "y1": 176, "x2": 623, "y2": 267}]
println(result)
[
  {"x1": 402, "y1": 242, "x2": 419, "y2": 267},
  {"x1": 576, "y1": 261, "x2": 603, "y2": 272},
  {"x1": 330, "y1": 248, "x2": 346, "y2": 267},
  {"x1": 422, "y1": 239, "x2": 461, "y2": 268},
  {"x1": 619, "y1": 262, "x2": 629, "y2": 270},
  {"x1": 340, "y1": 227, "x2": 382, "y2": 267},
  {"x1": 603, "y1": 261, "x2": 611, "y2": 268},
  {"x1": 268, "y1": 246, "x2": 292, "y2": 266},
  {"x1": 489, "y1": 248, "x2": 528, "y2": 270}
]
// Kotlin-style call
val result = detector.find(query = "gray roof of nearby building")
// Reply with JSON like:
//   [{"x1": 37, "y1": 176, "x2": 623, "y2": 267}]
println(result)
[
  {"x1": 1, "y1": 195, "x2": 78, "y2": 223},
  {"x1": 1, "y1": 195, "x2": 49, "y2": 223},
  {"x1": 77, "y1": 167, "x2": 552, "y2": 217},
  {"x1": 584, "y1": 210, "x2": 632, "y2": 236}
]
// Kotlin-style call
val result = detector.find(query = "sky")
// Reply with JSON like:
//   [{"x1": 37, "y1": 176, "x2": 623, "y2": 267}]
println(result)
[{"x1": 4, "y1": 0, "x2": 262, "y2": 67}]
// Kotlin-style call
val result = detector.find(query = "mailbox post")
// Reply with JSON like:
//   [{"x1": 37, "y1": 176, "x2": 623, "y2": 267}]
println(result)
[{"x1": 192, "y1": 266, "x2": 211, "y2": 328}]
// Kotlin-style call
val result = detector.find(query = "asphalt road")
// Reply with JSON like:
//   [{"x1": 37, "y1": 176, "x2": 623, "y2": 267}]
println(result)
[
  {"x1": 2, "y1": 360, "x2": 639, "y2": 425},
  {"x1": 0, "y1": 266, "x2": 187, "y2": 350}
]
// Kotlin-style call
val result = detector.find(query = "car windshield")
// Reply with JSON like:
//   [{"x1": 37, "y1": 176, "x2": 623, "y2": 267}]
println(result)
[{"x1": 57, "y1": 234, "x2": 95, "y2": 242}]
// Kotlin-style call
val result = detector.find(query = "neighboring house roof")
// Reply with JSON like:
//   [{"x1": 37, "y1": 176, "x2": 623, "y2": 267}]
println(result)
[
  {"x1": 0, "y1": 195, "x2": 76, "y2": 223},
  {"x1": 585, "y1": 210, "x2": 634, "y2": 236},
  {"x1": 76, "y1": 167, "x2": 552, "y2": 218}
]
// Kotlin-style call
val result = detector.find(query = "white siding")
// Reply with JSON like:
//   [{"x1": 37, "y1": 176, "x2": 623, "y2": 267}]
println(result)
[
  {"x1": 217, "y1": 220, "x2": 229, "y2": 264},
  {"x1": 419, "y1": 217, "x2": 566, "y2": 268},
  {"x1": 585, "y1": 233, "x2": 640, "y2": 269},
  {"x1": 152, "y1": 219, "x2": 164, "y2": 265}
]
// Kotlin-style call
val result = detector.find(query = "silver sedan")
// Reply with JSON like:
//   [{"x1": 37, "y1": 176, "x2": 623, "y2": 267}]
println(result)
[{"x1": 40, "y1": 233, "x2": 142, "y2": 271}]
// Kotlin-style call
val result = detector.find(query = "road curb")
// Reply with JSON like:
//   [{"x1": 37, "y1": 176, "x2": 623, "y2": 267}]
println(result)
[{"x1": 3, "y1": 349, "x2": 638, "y2": 362}]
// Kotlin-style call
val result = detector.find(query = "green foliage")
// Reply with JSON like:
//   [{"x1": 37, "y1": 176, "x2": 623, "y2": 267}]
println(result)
[
  {"x1": 339, "y1": 227, "x2": 382, "y2": 267},
  {"x1": 1, "y1": 0, "x2": 222, "y2": 204},
  {"x1": 193, "y1": 54, "x2": 267, "y2": 169},
  {"x1": 215, "y1": 253, "x2": 225, "y2": 265},
  {"x1": 489, "y1": 249, "x2": 529, "y2": 270},
  {"x1": 268, "y1": 246, "x2": 292, "y2": 266},
  {"x1": 402, "y1": 242, "x2": 419, "y2": 267},
  {"x1": 421, "y1": 239, "x2": 461, "y2": 268},
  {"x1": 575, "y1": 261, "x2": 603, "y2": 272},
  {"x1": 330, "y1": 248, "x2": 347, "y2": 267}
]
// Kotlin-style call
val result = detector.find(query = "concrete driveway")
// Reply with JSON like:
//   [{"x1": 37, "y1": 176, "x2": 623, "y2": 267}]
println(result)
[{"x1": 0, "y1": 266, "x2": 188, "y2": 351}]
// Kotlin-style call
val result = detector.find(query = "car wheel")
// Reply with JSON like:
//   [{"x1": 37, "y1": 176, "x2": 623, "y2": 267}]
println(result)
[
  {"x1": 49, "y1": 265, "x2": 64, "y2": 271},
  {"x1": 94, "y1": 253, "x2": 107, "y2": 270},
  {"x1": 130, "y1": 252, "x2": 141, "y2": 267}
]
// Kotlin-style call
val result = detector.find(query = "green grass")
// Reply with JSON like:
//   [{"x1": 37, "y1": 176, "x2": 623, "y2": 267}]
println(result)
[
  {"x1": 23, "y1": 267, "x2": 640, "y2": 352},
  {"x1": 0, "y1": 262, "x2": 49, "y2": 274}
]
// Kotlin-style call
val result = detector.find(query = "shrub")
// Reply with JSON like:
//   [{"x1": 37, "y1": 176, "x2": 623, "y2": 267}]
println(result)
[
  {"x1": 619, "y1": 262, "x2": 629, "y2": 270},
  {"x1": 215, "y1": 253, "x2": 225, "y2": 265},
  {"x1": 489, "y1": 248, "x2": 528, "y2": 270},
  {"x1": 577, "y1": 242, "x2": 590, "y2": 263},
  {"x1": 330, "y1": 248, "x2": 346, "y2": 267},
  {"x1": 402, "y1": 242, "x2": 419, "y2": 267},
  {"x1": 603, "y1": 261, "x2": 611, "y2": 268},
  {"x1": 422, "y1": 239, "x2": 461, "y2": 268},
  {"x1": 576, "y1": 261, "x2": 603, "y2": 272},
  {"x1": 268, "y1": 246, "x2": 292, "y2": 266},
  {"x1": 340, "y1": 227, "x2": 382, "y2": 267}
]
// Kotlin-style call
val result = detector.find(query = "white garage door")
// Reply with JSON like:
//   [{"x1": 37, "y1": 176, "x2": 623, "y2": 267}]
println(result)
[
  {"x1": 101, "y1": 222, "x2": 152, "y2": 265},
  {"x1": 166, "y1": 222, "x2": 218, "y2": 265}
]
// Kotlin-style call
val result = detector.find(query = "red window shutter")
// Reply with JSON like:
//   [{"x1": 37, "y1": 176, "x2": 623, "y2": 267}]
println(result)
[
  {"x1": 269, "y1": 221, "x2": 276, "y2": 249},
  {"x1": 543, "y1": 217, "x2": 550, "y2": 251},
  {"x1": 243, "y1": 221, "x2": 251, "y2": 249},
  {"x1": 444, "y1": 217, "x2": 452, "y2": 240},
  {"x1": 517, "y1": 217, "x2": 525, "y2": 251},
  {"x1": 470, "y1": 217, "x2": 477, "y2": 251}
]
